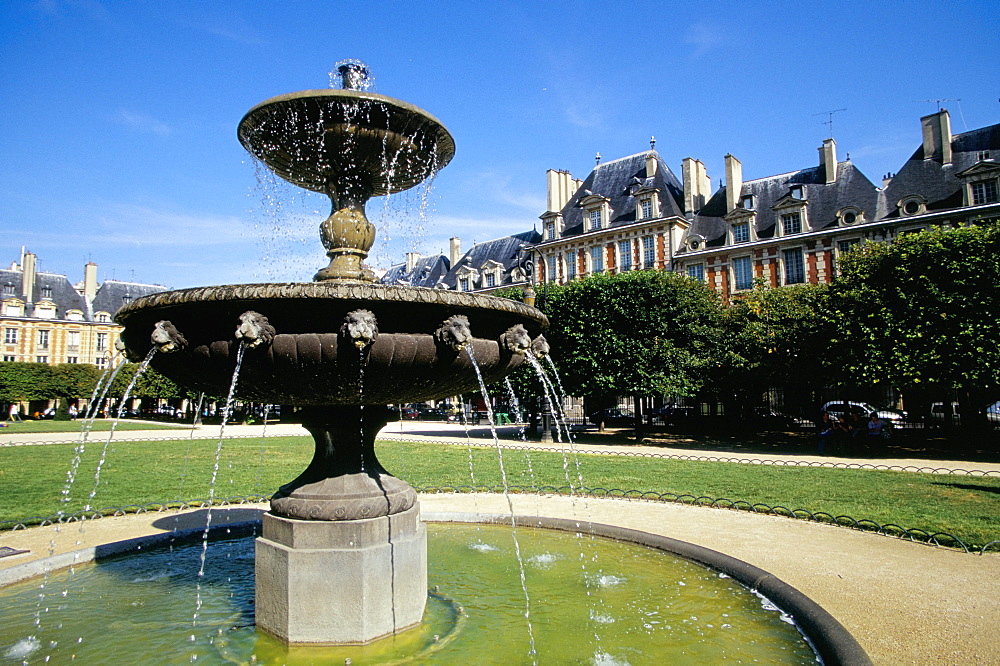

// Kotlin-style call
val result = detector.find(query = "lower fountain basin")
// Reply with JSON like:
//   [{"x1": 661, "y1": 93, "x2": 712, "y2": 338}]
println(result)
[
  {"x1": 115, "y1": 282, "x2": 548, "y2": 405},
  {"x1": 0, "y1": 520, "x2": 842, "y2": 664}
]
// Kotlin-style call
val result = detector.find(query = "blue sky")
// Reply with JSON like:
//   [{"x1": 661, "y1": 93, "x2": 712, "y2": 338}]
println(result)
[{"x1": 3, "y1": 0, "x2": 998, "y2": 289}]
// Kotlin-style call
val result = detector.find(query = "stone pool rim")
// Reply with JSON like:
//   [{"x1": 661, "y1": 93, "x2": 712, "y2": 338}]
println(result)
[{"x1": 0, "y1": 512, "x2": 871, "y2": 665}]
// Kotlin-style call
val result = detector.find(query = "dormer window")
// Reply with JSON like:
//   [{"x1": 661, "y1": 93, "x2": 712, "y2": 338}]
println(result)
[
  {"x1": 2, "y1": 283, "x2": 13, "y2": 296},
  {"x1": 589, "y1": 208, "x2": 603, "y2": 231},
  {"x1": 97, "y1": 312, "x2": 111, "y2": 323},
  {"x1": 740, "y1": 195, "x2": 754, "y2": 210},
  {"x1": 781, "y1": 212, "x2": 802, "y2": 235},
  {"x1": 545, "y1": 221, "x2": 556, "y2": 240},
  {"x1": 971, "y1": 180, "x2": 999, "y2": 205},
  {"x1": 978, "y1": 150, "x2": 992, "y2": 161},
  {"x1": 639, "y1": 198, "x2": 653, "y2": 220},
  {"x1": 732, "y1": 222, "x2": 750, "y2": 243},
  {"x1": 122, "y1": 294, "x2": 131, "y2": 305},
  {"x1": 789, "y1": 186, "x2": 803, "y2": 199},
  {"x1": 40, "y1": 286, "x2": 52, "y2": 300},
  {"x1": 838, "y1": 207, "x2": 864, "y2": 226},
  {"x1": 458, "y1": 277, "x2": 470, "y2": 292},
  {"x1": 899, "y1": 196, "x2": 926, "y2": 217}
]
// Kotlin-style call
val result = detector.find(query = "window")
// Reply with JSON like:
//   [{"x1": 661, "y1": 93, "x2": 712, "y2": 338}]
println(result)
[
  {"x1": 687, "y1": 264, "x2": 705, "y2": 281},
  {"x1": 978, "y1": 150, "x2": 992, "y2": 161},
  {"x1": 67, "y1": 330, "x2": 80, "y2": 349},
  {"x1": 546, "y1": 255, "x2": 557, "y2": 282},
  {"x1": 732, "y1": 223, "x2": 750, "y2": 243},
  {"x1": 96, "y1": 332, "x2": 108, "y2": 351},
  {"x1": 66, "y1": 356, "x2": 78, "y2": 364},
  {"x1": 783, "y1": 248, "x2": 805, "y2": 284},
  {"x1": 122, "y1": 295, "x2": 132, "y2": 305},
  {"x1": 642, "y1": 236, "x2": 655, "y2": 267},
  {"x1": 36, "y1": 356, "x2": 48, "y2": 364},
  {"x1": 545, "y1": 222, "x2": 555, "y2": 240},
  {"x1": 458, "y1": 277, "x2": 469, "y2": 292},
  {"x1": 40, "y1": 286, "x2": 52, "y2": 300},
  {"x1": 972, "y1": 180, "x2": 999, "y2": 205},
  {"x1": 2, "y1": 283, "x2": 13, "y2": 296},
  {"x1": 589, "y1": 209, "x2": 603, "y2": 231},
  {"x1": 639, "y1": 199, "x2": 653, "y2": 220},
  {"x1": 781, "y1": 212, "x2": 802, "y2": 235},
  {"x1": 38, "y1": 330, "x2": 50, "y2": 348},
  {"x1": 590, "y1": 246, "x2": 604, "y2": 273},
  {"x1": 565, "y1": 252, "x2": 577, "y2": 280},
  {"x1": 3, "y1": 355, "x2": 15, "y2": 362},
  {"x1": 97, "y1": 313, "x2": 110, "y2": 323},
  {"x1": 485, "y1": 272, "x2": 496, "y2": 288},
  {"x1": 740, "y1": 195, "x2": 754, "y2": 210},
  {"x1": 4, "y1": 328, "x2": 16, "y2": 344},
  {"x1": 96, "y1": 357, "x2": 108, "y2": 369},
  {"x1": 618, "y1": 240, "x2": 632, "y2": 271},
  {"x1": 838, "y1": 239, "x2": 859, "y2": 255},
  {"x1": 789, "y1": 186, "x2": 803, "y2": 199},
  {"x1": 732, "y1": 257, "x2": 753, "y2": 291}
]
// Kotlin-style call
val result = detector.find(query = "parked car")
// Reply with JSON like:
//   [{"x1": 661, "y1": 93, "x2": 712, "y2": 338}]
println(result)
[
  {"x1": 418, "y1": 407, "x2": 449, "y2": 421},
  {"x1": 926, "y1": 401, "x2": 960, "y2": 427},
  {"x1": 820, "y1": 401, "x2": 903, "y2": 426},
  {"x1": 646, "y1": 405, "x2": 695, "y2": 425},
  {"x1": 588, "y1": 408, "x2": 635, "y2": 426},
  {"x1": 398, "y1": 407, "x2": 420, "y2": 420},
  {"x1": 752, "y1": 407, "x2": 797, "y2": 430}
]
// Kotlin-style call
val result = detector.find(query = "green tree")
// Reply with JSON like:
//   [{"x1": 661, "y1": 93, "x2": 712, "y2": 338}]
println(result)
[
  {"x1": 0, "y1": 362, "x2": 58, "y2": 401},
  {"x1": 108, "y1": 363, "x2": 188, "y2": 400},
  {"x1": 542, "y1": 271, "x2": 724, "y2": 424},
  {"x1": 829, "y1": 223, "x2": 1000, "y2": 419}
]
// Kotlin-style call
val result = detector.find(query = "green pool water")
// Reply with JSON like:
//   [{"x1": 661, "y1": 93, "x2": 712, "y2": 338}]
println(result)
[{"x1": 0, "y1": 523, "x2": 817, "y2": 664}]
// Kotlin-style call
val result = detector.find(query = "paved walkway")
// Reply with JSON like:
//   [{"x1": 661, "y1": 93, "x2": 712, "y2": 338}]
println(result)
[{"x1": 2, "y1": 421, "x2": 999, "y2": 663}]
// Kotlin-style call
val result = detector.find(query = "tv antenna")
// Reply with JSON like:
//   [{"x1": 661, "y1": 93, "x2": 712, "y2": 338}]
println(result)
[
  {"x1": 914, "y1": 98, "x2": 960, "y2": 112},
  {"x1": 813, "y1": 108, "x2": 846, "y2": 139}
]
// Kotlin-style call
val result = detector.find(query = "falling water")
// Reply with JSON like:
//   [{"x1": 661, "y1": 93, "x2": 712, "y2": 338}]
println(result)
[
  {"x1": 464, "y1": 344, "x2": 537, "y2": 662},
  {"x1": 503, "y1": 378, "x2": 540, "y2": 515},
  {"x1": 191, "y1": 342, "x2": 247, "y2": 660}
]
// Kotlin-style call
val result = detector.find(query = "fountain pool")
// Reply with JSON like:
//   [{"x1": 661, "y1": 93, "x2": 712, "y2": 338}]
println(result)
[{"x1": 0, "y1": 521, "x2": 820, "y2": 664}]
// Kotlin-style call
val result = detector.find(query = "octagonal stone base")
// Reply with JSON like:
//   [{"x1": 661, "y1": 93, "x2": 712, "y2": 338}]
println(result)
[{"x1": 255, "y1": 503, "x2": 427, "y2": 645}]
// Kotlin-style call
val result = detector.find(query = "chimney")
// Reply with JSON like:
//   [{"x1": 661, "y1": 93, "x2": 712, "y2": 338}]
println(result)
[
  {"x1": 921, "y1": 109, "x2": 952, "y2": 164},
  {"x1": 405, "y1": 252, "x2": 420, "y2": 273},
  {"x1": 21, "y1": 251, "x2": 36, "y2": 303},
  {"x1": 819, "y1": 138, "x2": 837, "y2": 184},
  {"x1": 546, "y1": 169, "x2": 578, "y2": 212},
  {"x1": 682, "y1": 158, "x2": 712, "y2": 215},
  {"x1": 84, "y1": 262, "x2": 99, "y2": 304},
  {"x1": 449, "y1": 237, "x2": 461, "y2": 266},
  {"x1": 645, "y1": 153, "x2": 658, "y2": 179},
  {"x1": 724, "y1": 154, "x2": 743, "y2": 213}
]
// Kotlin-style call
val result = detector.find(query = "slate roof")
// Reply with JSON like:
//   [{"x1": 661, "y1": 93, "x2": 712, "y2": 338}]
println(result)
[
  {"x1": 0, "y1": 268, "x2": 87, "y2": 319},
  {"x1": 680, "y1": 160, "x2": 879, "y2": 251},
  {"x1": 441, "y1": 230, "x2": 541, "y2": 290},
  {"x1": 380, "y1": 253, "x2": 451, "y2": 289},
  {"x1": 91, "y1": 280, "x2": 167, "y2": 318},
  {"x1": 555, "y1": 151, "x2": 685, "y2": 237},
  {"x1": 880, "y1": 122, "x2": 1000, "y2": 218}
]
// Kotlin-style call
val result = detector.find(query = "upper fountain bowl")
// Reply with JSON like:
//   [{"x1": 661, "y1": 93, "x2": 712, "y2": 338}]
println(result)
[{"x1": 238, "y1": 89, "x2": 456, "y2": 199}]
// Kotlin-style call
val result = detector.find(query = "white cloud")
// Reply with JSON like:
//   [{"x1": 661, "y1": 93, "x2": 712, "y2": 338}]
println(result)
[
  {"x1": 116, "y1": 110, "x2": 173, "y2": 136},
  {"x1": 684, "y1": 23, "x2": 723, "y2": 60}
]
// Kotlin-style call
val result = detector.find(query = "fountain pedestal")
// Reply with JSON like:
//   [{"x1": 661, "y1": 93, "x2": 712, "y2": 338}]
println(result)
[{"x1": 256, "y1": 505, "x2": 427, "y2": 644}]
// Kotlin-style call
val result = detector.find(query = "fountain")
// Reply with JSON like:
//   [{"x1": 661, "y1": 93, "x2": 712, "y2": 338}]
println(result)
[{"x1": 115, "y1": 61, "x2": 547, "y2": 645}]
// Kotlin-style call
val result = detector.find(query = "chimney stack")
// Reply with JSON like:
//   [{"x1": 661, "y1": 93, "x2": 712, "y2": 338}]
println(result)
[
  {"x1": 921, "y1": 109, "x2": 953, "y2": 164},
  {"x1": 84, "y1": 262, "x2": 99, "y2": 304},
  {"x1": 546, "y1": 169, "x2": 578, "y2": 212},
  {"x1": 724, "y1": 154, "x2": 743, "y2": 213},
  {"x1": 682, "y1": 158, "x2": 711, "y2": 215},
  {"x1": 645, "y1": 153, "x2": 658, "y2": 179},
  {"x1": 405, "y1": 252, "x2": 420, "y2": 273},
  {"x1": 449, "y1": 237, "x2": 462, "y2": 266},
  {"x1": 21, "y1": 251, "x2": 36, "y2": 303},
  {"x1": 819, "y1": 138, "x2": 837, "y2": 184}
]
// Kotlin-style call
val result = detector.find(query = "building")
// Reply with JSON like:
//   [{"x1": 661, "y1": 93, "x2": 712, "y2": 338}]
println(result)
[
  {"x1": 533, "y1": 110, "x2": 1000, "y2": 302},
  {"x1": 381, "y1": 232, "x2": 540, "y2": 295},
  {"x1": 1, "y1": 250, "x2": 167, "y2": 368}
]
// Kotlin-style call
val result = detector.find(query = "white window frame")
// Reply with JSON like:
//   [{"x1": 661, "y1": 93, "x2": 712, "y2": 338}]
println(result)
[
  {"x1": 971, "y1": 179, "x2": 999, "y2": 205},
  {"x1": 4, "y1": 328, "x2": 17, "y2": 344},
  {"x1": 590, "y1": 246, "x2": 604, "y2": 274},
  {"x1": 687, "y1": 264, "x2": 705, "y2": 281},
  {"x1": 781, "y1": 212, "x2": 802, "y2": 235},
  {"x1": 782, "y1": 248, "x2": 805, "y2": 285},
  {"x1": 732, "y1": 256, "x2": 754, "y2": 291},
  {"x1": 642, "y1": 236, "x2": 655, "y2": 268},
  {"x1": 618, "y1": 239, "x2": 633, "y2": 271},
  {"x1": 639, "y1": 198, "x2": 653, "y2": 220},
  {"x1": 565, "y1": 251, "x2": 577, "y2": 280}
]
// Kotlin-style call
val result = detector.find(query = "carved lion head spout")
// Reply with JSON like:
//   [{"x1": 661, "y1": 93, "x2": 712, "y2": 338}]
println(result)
[
  {"x1": 150, "y1": 320, "x2": 187, "y2": 353},
  {"x1": 530, "y1": 334, "x2": 550, "y2": 359},
  {"x1": 500, "y1": 324, "x2": 532, "y2": 355},
  {"x1": 235, "y1": 311, "x2": 276, "y2": 349},
  {"x1": 434, "y1": 314, "x2": 473, "y2": 351},
  {"x1": 341, "y1": 309, "x2": 378, "y2": 349}
]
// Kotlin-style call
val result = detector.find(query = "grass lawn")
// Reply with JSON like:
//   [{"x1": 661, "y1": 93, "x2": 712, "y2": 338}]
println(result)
[
  {"x1": 0, "y1": 419, "x2": 188, "y2": 434},
  {"x1": 1, "y1": 435, "x2": 998, "y2": 548}
]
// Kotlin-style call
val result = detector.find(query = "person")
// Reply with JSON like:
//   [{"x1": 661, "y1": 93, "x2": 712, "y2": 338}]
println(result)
[
  {"x1": 68, "y1": 404, "x2": 78, "y2": 419},
  {"x1": 7, "y1": 404, "x2": 21, "y2": 422},
  {"x1": 866, "y1": 412, "x2": 885, "y2": 454},
  {"x1": 817, "y1": 411, "x2": 834, "y2": 454}
]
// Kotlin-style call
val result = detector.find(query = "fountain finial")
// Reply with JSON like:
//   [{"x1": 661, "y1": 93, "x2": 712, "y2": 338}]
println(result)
[{"x1": 332, "y1": 59, "x2": 373, "y2": 91}]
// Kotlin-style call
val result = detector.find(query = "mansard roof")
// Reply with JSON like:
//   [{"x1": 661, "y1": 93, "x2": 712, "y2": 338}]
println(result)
[
  {"x1": 682, "y1": 160, "x2": 878, "y2": 250},
  {"x1": 880, "y1": 122, "x2": 1000, "y2": 218},
  {"x1": 380, "y1": 253, "x2": 450, "y2": 289},
  {"x1": 0, "y1": 268, "x2": 87, "y2": 318},
  {"x1": 556, "y1": 151, "x2": 685, "y2": 238},
  {"x1": 92, "y1": 280, "x2": 167, "y2": 317},
  {"x1": 441, "y1": 230, "x2": 540, "y2": 289}
]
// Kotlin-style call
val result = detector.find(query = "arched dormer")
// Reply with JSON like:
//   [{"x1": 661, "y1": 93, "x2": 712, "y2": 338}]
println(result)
[
  {"x1": 724, "y1": 207, "x2": 757, "y2": 245},
  {"x1": 579, "y1": 193, "x2": 611, "y2": 232}
]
